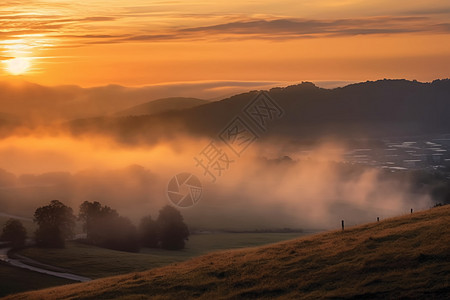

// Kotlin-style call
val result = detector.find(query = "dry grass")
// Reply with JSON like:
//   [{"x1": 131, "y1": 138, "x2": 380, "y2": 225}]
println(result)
[
  {"x1": 16, "y1": 233, "x2": 302, "y2": 279},
  {"x1": 4, "y1": 206, "x2": 450, "y2": 300}
]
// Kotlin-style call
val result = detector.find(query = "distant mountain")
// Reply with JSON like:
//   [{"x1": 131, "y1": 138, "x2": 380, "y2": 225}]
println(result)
[
  {"x1": 114, "y1": 97, "x2": 208, "y2": 117},
  {"x1": 0, "y1": 81, "x2": 213, "y2": 123},
  {"x1": 0, "y1": 81, "x2": 156, "y2": 122},
  {"x1": 67, "y1": 79, "x2": 450, "y2": 144}
]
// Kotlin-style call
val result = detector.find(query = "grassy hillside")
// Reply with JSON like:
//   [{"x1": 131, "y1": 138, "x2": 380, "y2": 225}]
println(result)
[
  {"x1": 16, "y1": 233, "x2": 301, "y2": 279},
  {"x1": 5, "y1": 206, "x2": 450, "y2": 299}
]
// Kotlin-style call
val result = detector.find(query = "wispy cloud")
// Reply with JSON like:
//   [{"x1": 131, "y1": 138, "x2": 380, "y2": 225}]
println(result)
[
  {"x1": 1, "y1": 0, "x2": 449, "y2": 83},
  {"x1": 179, "y1": 16, "x2": 448, "y2": 39},
  {"x1": 17, "y1": 15, "x2": 443, "y2": 47},
  {"x1": 1, "y1": 0, "x2": 449, "y2": 50},
  {"x1": 2, "y1": 1, "x2": 450, "y2": 45}
]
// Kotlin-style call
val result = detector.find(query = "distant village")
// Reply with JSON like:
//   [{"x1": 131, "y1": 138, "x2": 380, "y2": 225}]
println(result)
[{"x1": 343, "y1": 135, "x2": 450, "y2": 178}]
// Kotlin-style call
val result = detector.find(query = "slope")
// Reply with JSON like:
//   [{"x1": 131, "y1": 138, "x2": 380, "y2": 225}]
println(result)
[
  {"x1": 114, "y1": 97, "x2": 208, "y2": 117},
  {"x1": 67, "y1": 79, "x2": 450, "y2": 144},
  {"x1": 5, "y1": 205, "x2": 450, "y2": 299}
]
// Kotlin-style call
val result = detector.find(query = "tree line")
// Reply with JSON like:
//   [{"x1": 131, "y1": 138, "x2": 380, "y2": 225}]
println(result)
[{"x1": 1, "y1": 200, "x2": 189, "y2": 252}]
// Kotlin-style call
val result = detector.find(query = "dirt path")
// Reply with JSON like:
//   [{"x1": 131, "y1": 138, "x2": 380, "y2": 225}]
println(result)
[{"x1": 0, "y1": 247, "x2": 91, "y2": 282}]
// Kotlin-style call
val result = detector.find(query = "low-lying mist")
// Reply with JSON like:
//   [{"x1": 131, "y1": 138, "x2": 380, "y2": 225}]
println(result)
[{"x1": 0, "y1": 133, "x2": 433, "y2": 231}]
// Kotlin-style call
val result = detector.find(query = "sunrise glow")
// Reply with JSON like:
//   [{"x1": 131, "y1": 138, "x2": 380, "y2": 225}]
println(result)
[
  {"x1": 4, "y1": 57, "x2": 31, "y2": 75},
  {"x1": 0, "y1": 0, "x2": 449, "y2": 86}
]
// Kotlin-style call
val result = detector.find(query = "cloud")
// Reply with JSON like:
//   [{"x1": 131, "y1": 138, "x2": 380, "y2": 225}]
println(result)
[
  {"x1": 1, "y1": 1, "x2": 449, "y2": 78},
  {"x1": 80, "y1": 16, "x2": 116, "y2": 22},
  {"x1": 2, "y1": 6, "x2": 449, "y2": 46},
  {"x1": 0, "y1": 79, "x2": 287, "y2": 123},
  {"x1": 58, "y1": 16, "x2": 450, "y2": 45},
  {"x1": 0, "y1": 136, "x2": 433, "y2": 229},
  {"x1": 0, "y1": 16, "x2": 115, "y2": 36},
  {"x1": 179, "y1": 16, "x2": 447, "y2": 39}
]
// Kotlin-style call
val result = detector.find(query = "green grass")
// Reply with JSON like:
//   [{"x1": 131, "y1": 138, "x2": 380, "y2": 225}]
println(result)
[
  {"x1": 141, "y1": 232, "x2": 305, "y2": 259},
  {"x1": 5, "y1": 205, "x2": 450, "y2": 300},
  {"x1": 0, "y1": 263, "x2": 73, "y2": 298},
  {"x1": 16, "y1": 233, "x2": 303, "y2": 279}
]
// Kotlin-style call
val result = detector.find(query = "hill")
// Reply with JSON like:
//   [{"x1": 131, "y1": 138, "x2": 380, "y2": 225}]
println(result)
[
  {"x1": 67, "y1": 79, "x2": 450, "y2": 144},
  {"x1": 0, "y1": 81, "x2": 203, "y2": 123},
  {"x1": 114, "y1": 97, "x2": 208, "y2": 117},
  {"x1": 5, "y1": 205, "x2": 450, "y2": 299}
]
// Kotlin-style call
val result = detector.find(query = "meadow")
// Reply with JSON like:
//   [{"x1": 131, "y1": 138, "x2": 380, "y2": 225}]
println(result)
[
  {"x1": 1, "y1": 232, "x2": 304, "y2": 297},
  {"x1": 17, "y1": 233, "x2": 303, "y2": 278},
  {"x1": 0, "y1": 263, "x2": 73, "y2": 297},
  {"x1": 4, "y1": 205, "x2": 449, "y2": 299}
]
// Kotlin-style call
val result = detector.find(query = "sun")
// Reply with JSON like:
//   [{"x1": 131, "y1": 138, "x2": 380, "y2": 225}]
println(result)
[{"x1": 5, "y1": 57, "x2": 31, "y2": 75}]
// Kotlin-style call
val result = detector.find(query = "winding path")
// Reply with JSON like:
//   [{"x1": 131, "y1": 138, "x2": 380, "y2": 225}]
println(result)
[{"x1": 0, "y1": 247, "x2": 91, "y2": 282}]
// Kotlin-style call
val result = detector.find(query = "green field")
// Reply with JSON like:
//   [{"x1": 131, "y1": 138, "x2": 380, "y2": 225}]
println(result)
[
  {"x1": 6, "y1": 206, "x2": 450, "y2": 300},
  {"x1": 17, "y1": 232, "x2": 304, "y2": 279},
  {"x1": 1, "y1": 220, "x2": 306, "y2": 297}
]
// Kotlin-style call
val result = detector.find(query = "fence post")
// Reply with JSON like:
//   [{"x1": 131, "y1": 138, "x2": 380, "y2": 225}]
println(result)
[
  {"x1": 377, "y1": 217, "x2": 379, "y2": 222},
  {"x1": 341, "y1": 220, "x2": 344, "y2": 231},
  {"x1": 411, "y1": 208, "x2": 413, "y2": 214}
]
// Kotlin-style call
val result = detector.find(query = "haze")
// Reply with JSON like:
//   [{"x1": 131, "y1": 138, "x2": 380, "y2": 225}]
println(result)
[
  {"x1": 0, "y1": 0, "x2": 448, "y2": 230},
  {"x1": 0, "y1": 131, "x2": 433, "y2": 230}
]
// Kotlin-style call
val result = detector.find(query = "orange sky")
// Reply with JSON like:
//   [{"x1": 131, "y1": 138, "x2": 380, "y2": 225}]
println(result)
[{"x1": 0, "y1": 0, "x2": 449, "y2": 87}]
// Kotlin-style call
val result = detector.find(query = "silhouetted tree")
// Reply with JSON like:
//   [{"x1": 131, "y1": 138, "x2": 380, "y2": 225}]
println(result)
[
  {"x1": 94, "y1": 215, "x2": 139, "y2": 252},
  {"x1": 1, "y1": 219, "x2": 27, "y2": 248},
  {"x1": 139, "y1": 216, "x2": 158, "y2": 248},
  {"x1": 78, "y1": 201, "x2": 139, "y2": 252},
  {"x1": 157, "y1": 205, "x2": 189, "y2": 250},
  {"x1": 34, "y1": 200, "x2": 75, "y2": 248},
  {"x1": 78, "y1": 201, "x2": 118, "y2": 243}
]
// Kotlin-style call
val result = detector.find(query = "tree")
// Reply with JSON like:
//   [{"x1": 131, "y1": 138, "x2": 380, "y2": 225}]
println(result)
[
  {"x1": 1, "y1": 219, "x2": 27, "y2": 248},
  {"x1": 156, "y1": 205, "x2": 189, "y2": 250},
  {"x1": 78, "y1": 201, "x2": 118, "y2": 243},
  {"x1": 78, "y1": 201, "x2": 139, "y2": 252},
  {"x1": 94, "y1": 215, "x2": 139, "y2": 252},
  {"x1": 34, "y1": 200, "x2": 76, "y2": 248},
  {"x1": 139, "y1": 216, "x2": 158, "y2": 248}
]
